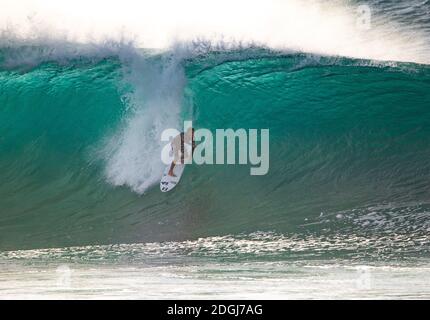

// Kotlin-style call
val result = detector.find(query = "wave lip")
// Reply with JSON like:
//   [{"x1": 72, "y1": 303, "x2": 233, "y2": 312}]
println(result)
[{"x1": 1, "y1": 0, "x2": 430, "y2": 64}]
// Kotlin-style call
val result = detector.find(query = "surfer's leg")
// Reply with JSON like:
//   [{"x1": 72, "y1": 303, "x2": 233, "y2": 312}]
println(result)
[
  {"x1": 168, "y1": 162, "x2": 176, "y2": 177},
  {"x1": 168, "y1": 134, "x2": 184, "y2": 177},
  {"x1": 169, "y1": 141, "x2": 179, "y2": 177}
]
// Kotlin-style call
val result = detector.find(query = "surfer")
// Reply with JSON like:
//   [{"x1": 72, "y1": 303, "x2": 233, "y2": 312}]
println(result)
[{"x1": 168, "y1": 128, "x2": 195, "y2": 177}]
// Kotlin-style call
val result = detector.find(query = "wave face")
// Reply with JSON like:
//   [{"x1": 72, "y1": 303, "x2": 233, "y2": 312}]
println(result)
[{"x1": 1, "y1": 46, "x2": 429, "y2": 252}]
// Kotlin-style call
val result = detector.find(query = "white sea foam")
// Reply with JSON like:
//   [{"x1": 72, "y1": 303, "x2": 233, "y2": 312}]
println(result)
[
  {"x1": 0, "y1": 0, "x2": 429, "y2": 64},
  {"x1": 102, "y1": 48, "x2": 189, "y2": 193}
]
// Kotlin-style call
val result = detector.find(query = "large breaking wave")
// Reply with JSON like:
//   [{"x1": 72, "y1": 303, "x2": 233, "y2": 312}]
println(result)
[{"x1": 0, "y1": 0, "x2": 429, "y2": 252}]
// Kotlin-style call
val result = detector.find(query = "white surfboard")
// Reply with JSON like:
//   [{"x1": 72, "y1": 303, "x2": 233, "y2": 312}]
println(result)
[
  {"x1": 160, "y1": 141, "x2": 192, "y2": 192},
  {"x1": 160, "y1": 163, "x2": 185, "y2": 192}
]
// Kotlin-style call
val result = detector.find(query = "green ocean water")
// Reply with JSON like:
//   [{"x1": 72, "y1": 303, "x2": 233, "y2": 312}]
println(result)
[{"x1": 0, "y1": 48, "x2": 429, "y2": 256}]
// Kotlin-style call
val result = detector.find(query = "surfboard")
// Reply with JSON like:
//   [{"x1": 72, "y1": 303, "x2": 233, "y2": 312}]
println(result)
[
  {"x1": 160, "y1": 140, "x2": 192, "y2": 192},
  {"x1": 160, "y1": 163, "x2": 185, "y2": 192}
]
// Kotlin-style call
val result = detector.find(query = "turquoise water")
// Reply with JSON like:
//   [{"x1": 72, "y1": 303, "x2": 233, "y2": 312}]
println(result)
[{"x1": 1, "y1": 50, "x2": 429, "y2": 254}]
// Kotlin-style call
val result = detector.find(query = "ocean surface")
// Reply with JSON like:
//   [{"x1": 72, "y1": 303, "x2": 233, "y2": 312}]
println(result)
[{"x1": 0, "y1": 0, "x2": 429, "y2": 298}]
